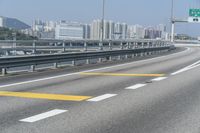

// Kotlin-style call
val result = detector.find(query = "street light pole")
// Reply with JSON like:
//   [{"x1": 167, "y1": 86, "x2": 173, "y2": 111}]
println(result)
[
  {"x1": 171, "y1": 0, "x2": 175, "y2": 43},
  {"x1": 100, "y1": 0, "x2": 105, "y2": 50}
]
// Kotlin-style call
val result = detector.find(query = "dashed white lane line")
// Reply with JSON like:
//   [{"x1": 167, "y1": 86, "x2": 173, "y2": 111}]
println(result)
[
  {"x1": 19, "y1": 109, "x2": 67, "y2": 123},
  {"x1": 87, "y1": 94, "x2": 117, "y2": 102},
  {"x1": 125, "y1": 84, "x2": 146, "y2": 90},
  {"x1": 151, "y1": 77, "x2": 168, "y2": 81},
  {"x1": 0, "y1": 47, "x2": 190, "y2": 89}
]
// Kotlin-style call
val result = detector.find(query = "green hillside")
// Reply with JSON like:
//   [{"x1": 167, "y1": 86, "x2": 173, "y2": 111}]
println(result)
[{"x1": 0, "y1": 27, "x2": 37, "y2": 40}]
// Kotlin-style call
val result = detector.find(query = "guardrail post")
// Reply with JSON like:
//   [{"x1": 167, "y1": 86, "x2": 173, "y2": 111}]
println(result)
[
  {"x1": 53, "y1": 63, "x2": 58, "y2": 69},
  {"x1": 133, "y1": 42, "x2": 136, "y2": 49},
  {"x1": 158, "y1": 42, "x2": 161, "y2": 53},
  {"x1": 118, "y1": 55, "x2": 121, "y2": 60},
  {"x1": 72, "y1": 60, "x2": 76, "y2": 66},
  {"x1": 140, "y1": 52, "x2": 144, "y2": 57},
  {"x1": 86, "y1": 59, "x2": 90, "y2": 64},
  {"x1": 131, "y1": 54, "x2": 135, "y2": 58},
  {"x1": 70, "y1": 42, "x2": 73, "y2": 48},
  {"x1": 32, "y1": 41, "x2": 36, "y2": 54},
  {"x1": 120, "y1": 42, "x2": 123, "y2": 50},
  {"x1": 62, "y1": 42, "x2": 66, "y2": 52},
  {"x1": 109, "y1": 56, "x2": 112, "y2": 61},
  {"x1": 127, "y1": 42, "x2": 130, "y2": 49},
  {"x1": 147, "y1": 42, "x2": 150, "y2": 55},
  {"x1": 5, "y1": 51, "x2": 9, "y2": 56},
  {"x1": 84, "y1": 42, "x2": 87, "y2": 51},
  {"x1": 135, "y1": 42, "x2": 138, "y2": 49},
  {"x1": 109, "y1": 41, "x2": 112, "y2": 50},
  {"x1": 125, "y1": 54, "x2": 128, "y2": 59},
  {"x1": 98, "y1": 58, "x2": 102, "y2": 63},
  {"x1": 125, "y1": 42, "x2": 129, "y2": 58},
  {"x1": 30, "y1": 65, "x2": 35, "y2": 72},
  {"x1": 1, "y1": 68, "x2": 7, "y2": 76},
  {"x1": 99, "y1": 42, "x2": 103, "y2": 51},
  {"x1": 141, "y1": 42, "x2": 144, "y2": 48},
  {"x1": 143, "y1": 43, "x2": 147, "y2": 56}
]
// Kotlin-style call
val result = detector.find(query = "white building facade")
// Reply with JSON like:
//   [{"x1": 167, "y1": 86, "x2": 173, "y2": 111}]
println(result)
[
  {"x1": 128, "y1": 25, "x2": 145, "y2": 39},
  {"x1": 55, "y1": 22, "x2": 84, "y2": 40},
  {"x1": 0, "y1": 17, "x2": 3, "y2": 27},
  {"x1": 91, "y1": 20, "x2": 101, "y2": 40}
]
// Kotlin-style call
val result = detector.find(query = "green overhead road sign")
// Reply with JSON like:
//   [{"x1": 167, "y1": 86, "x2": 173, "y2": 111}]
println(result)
[{"x1": 189, "y1": 9, "x2": 200, "y2": 17}]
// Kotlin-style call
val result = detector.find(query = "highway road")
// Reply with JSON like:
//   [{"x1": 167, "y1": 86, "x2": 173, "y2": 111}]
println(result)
[{"x1": 0, "y1": 46, "x2": 200, "y2": 133}]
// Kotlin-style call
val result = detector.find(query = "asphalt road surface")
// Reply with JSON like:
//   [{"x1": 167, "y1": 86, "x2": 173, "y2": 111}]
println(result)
[{"x1": 0, "y1": 46, "x2": 200, "y2": 133}]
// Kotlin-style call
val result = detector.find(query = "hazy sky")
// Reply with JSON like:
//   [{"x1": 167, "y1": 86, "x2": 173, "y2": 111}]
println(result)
[{"x1": 0, "y1": 0, "x2": 200, "y2": 36}]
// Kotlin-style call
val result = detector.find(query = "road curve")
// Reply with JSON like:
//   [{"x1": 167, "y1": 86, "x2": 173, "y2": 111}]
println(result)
[{"x1": 0, "y1": 47, "x2": 200, "y2": 133}]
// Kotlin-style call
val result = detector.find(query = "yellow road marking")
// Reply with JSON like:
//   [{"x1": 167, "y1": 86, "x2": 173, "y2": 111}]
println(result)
[
  {"x1": 0, "y1": 91, "x2": 92, "y2": 101},
  {"x1": 80, "y1": 72, "x2": 165, "y2": 77}
]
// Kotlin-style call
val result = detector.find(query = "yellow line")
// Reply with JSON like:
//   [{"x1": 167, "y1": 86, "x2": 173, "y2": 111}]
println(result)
[
  {"x1": 80, "y1": 72, "x2": 165, "y2": 77},
  {"x1": 0, "y1": 91, "x2": 92, "y2": 101}
]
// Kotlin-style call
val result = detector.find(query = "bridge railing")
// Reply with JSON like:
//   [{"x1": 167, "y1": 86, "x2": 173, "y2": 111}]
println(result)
[
  {"x1": 0, "y1": 39, "x2": 173, "y2": 76},
  {"x1": 0, "y1": 39, "x2": 171, "y2": 57}
]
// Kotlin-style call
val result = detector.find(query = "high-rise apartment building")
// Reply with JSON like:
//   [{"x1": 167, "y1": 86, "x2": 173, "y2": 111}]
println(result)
[
  {"x1": 103, "y1": 21, "x2": 109, "y2": 39},
  {"x1": 108, "y1": 21, "x2": 115, "y2": 40},
  {"x1": 91, "y1": 20, "x2": 101, "y2": 40},
  {"x1": 32, "y1": 20, "x2": 56, "y2": 32},
  {"x1": 144, "y1": 27, "x2": 162, "y2": 39},
  {"x1": 83, "y1": 24, "x2": 91, "y2": 39},
  {"x1": 30, "y1": 19, "x2": 168, "y2": 40},
  {"x1": 114, "y1": 22, "x2": 122, "y2": 39},
  {"x1": 0, "y1": 17, "x2": 3, "y2": 27},
  {"x1": 156, "y1": 24, "x2": 167, "y2": 39},
  {"x1": 128, "y1": 25, "x2": 145, "y2": 39},
  {"x1": 121, "y1": 23, "x2": 128, "y2": 39},
  {"x1": 91, "y1": 20, "x2": 116, "y2": 40}
]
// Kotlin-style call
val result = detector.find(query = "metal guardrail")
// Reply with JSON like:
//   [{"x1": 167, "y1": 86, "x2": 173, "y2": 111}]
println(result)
[
  {"x1": 0, "y1": 39, "x2": 170, "y2": 56},
  {"x1": 0, "y1": 45, "x2": 173, "y2": 76},
  {"x1": 175, "y1": 40, "x2": 200, "y2": 44},
  {"x1": 0, "y1": 39, "x2": 173, "y2": 75}
]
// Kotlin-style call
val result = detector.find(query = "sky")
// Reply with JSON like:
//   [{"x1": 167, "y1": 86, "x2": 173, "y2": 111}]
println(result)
[{"x1": 0, "y1": 0, "x2": 200, "y2": 36}]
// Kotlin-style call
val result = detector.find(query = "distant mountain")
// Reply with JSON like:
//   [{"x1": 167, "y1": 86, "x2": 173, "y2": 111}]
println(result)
[{"x1": 0, "y1": 16, "x2": 31, "y2": 30}]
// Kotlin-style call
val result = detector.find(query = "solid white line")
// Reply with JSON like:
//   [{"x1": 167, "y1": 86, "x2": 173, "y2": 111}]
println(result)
[
  {"x1": 185, "y1": 60, "x2": 200, "y2": 69},
  {"x1": 0, "y1": 47, "x2": 190, "y2": 88},
  {"x1": 151, "y1": 77, "x2": 167, "y2": 81},
  {"x1": 87, "y1": 94, "x2": 117, "y2": 102},
  {"x1": 171, "y1": 62, "x2": 200, "y2": 75},
  {"x1": 125, "y1": 84, "x2": 146, "y2": 90},
  {"x1": 19, "y1": 109, "x2": 67, "y2": 123}
]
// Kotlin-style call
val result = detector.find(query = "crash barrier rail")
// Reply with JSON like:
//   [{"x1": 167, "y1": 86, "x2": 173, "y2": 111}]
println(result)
[
  {"x1": 0, "y1": 44, "x2": 174, "y2": 76},
  {"x1": 0, "y1": 39, "x2": 170, "y2": 56}
]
